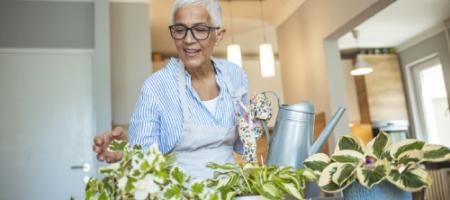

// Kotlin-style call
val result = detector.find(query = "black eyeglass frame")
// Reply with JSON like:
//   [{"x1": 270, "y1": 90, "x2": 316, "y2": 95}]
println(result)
[{"x1": 168, "y1": 24, "x2": 220, "y2": 41}]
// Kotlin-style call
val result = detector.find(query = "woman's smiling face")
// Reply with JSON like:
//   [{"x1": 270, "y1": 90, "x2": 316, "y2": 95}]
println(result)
[{"x1": 172, "y1": 5, "x2": 225, "y2": 70}]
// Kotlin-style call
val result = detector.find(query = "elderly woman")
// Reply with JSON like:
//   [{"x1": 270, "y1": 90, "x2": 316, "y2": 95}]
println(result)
[{"x1": 93, "y1": 0, "x2": 247, "y2": 180}]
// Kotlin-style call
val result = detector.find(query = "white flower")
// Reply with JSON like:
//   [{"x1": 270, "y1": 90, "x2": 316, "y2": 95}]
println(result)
[
  {"x1": 134, "y1": 174, "x2": 161, "y2": 200},
  {"x1": 117, "y1": 176, "x2": 128, "y2": 191}
]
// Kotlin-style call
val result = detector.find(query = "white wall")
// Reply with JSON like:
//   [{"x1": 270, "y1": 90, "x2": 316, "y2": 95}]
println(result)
[
  {"x1": 277, "y1": 0, "x2": 394, "y2": 146},
  {"x1": 342, "y1": 59, "x2": 361, "y2": 124},
  {"x1": 110, "y1": 2, "x2": 152, "y2": 126}
]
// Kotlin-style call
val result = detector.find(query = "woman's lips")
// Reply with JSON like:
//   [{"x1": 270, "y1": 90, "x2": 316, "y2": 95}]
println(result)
[{"x1": 183, "y1": 48, "x2": 201, "y2": 57}]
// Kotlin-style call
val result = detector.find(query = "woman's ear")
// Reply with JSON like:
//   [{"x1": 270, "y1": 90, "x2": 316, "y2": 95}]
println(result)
[{"x1": 215, "y1": 28, "x2": 226, "y2": 46}]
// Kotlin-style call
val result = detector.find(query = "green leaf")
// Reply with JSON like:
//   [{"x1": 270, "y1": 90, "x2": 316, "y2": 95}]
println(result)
[
  {"x1": 318, "y1": 163, "x2": 347, "y2": 193},
  {"x1": 125, "y1": 176, "x2": 136, "y2": 193},
  {"x1": 170, "y1": 167, "x2": 188, "y2": 184},
  {"x1": 280, "y1": 182, "x2": 303, "y2": 199},
  {"x1": 191, "y1": 182, "x2": 205, "y2": 194},
  {"x1": 85, "y1": 190, "x2": 96, "y2": 200},
  {"x1": 206, "y1": 162, "x2": 239, "y2": 170},
  {"x1": 261, "y1": 182, "x2": 283, "y2": 199},
  {"x1": 422, "y1": 144, "x2": 450, "y2": 162},
  {"x1": 98, "y1": 192, "x2": 108, "y2": 200},
  {"x1": 220, "y1": 191, "x2": 236, "y2": 200},
  {"x1": 207, "y1": 192, "x2": 220, "y2": 200},
  {"x1": 397, "y1": 150, "x2": 423, "y2": 165},
  {"x1": 389, "y1": 139, "x2": 425, "y2": 159},
  {"x1": 336, "y1": 136, "x2": 364, "y2": 154},
  {"x1": 303, "y1": 153, "x2": 330, "y2": 175},
  {"x1": 331, "y1": 163, "x2": 356, "y2": 186},
  {"x1": 367, "y1": 131, "x2": 391, "y2": 159},
  {"x1": 331, "y1": 150, "x2": 364, "y2": 164},
  {"x1": 387, "y1": 167, "x2": 432, "y2": 192},
  {"x1": 108, "y1": 140, "x2": 127, "y2": 152},
  {"x1": 163, "y1": 184, "x2": 182, "y2": 199},
  {"x1": 356, "y1": 160, "x2": 389, "y2": 188}
]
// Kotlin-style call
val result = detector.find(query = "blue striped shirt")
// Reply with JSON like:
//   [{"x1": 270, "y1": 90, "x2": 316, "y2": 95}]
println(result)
[{"x1": 129, "y1": 57, "x2": 248, "y2": 153}]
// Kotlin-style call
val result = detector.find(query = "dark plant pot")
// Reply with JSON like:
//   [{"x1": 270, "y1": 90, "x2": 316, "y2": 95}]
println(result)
[{"x1": 343, "y1": 181, "x2": 412, "y2": 200}]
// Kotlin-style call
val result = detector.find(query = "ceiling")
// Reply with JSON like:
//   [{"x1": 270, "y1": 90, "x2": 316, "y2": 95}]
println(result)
[
  {"x1": 149, "y1": 0, "x2": 307, "y2": 55},
  {"x1": 338, "y1": 0, "x2": 450, "y2": 50}
]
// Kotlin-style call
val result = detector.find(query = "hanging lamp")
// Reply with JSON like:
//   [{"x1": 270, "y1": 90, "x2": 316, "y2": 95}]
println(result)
[
  {"x1": 350, "y1": 30, "x2": 373, "y2": 76},
  {"x1": 226, "y1": 1, "x2": 242, "y2": 67},
  {"x1": 258, "y1": 0, "x2": 275, "y2": 77}
]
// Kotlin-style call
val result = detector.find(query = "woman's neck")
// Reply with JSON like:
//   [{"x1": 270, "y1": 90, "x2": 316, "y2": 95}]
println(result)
[{"x1": 186, "y1": 61, "x2": 216, "y2": 81}]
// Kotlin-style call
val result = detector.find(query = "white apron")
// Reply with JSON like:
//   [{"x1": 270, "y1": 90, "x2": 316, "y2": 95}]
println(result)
[{"x1": 173, "y1": 62, "x2": 245, "y2": 180}]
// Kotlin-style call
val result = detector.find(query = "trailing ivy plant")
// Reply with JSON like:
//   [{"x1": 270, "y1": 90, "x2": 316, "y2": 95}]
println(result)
[
  {"x1": 303, "y1": 131, "x2": 450, "y2": 193},
  {"x1": 206, "y1": 162, "x2": 316, "y2": 200},
  {"x1": 85, "y1": 140, "x2": 219, "y2": 200}
]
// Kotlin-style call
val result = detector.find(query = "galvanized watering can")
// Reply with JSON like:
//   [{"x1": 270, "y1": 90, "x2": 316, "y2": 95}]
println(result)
[{"x1": 262, "y1": 92, "x2": 346, "y2": 169}]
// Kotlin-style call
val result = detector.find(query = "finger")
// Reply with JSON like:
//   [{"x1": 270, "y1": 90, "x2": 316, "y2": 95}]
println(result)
[
  {"x1": 111, "y1": 126, "x2": 124, "y2": 137},
  {"x1": 94, "y1": 135, "x2": 104, "y2": 145},
  {"x1": 105, "y1": 152, "x2": 123, "y2": 163},
  {"x1": 97, "y1": 154, "x2": 105, "y2": 161},
  {"x1": 94, "y1": 145, "x2": 102, "y2": 154}
]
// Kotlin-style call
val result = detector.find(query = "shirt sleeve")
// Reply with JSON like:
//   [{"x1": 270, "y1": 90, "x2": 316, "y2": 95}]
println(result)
[{"x1": 129, "y1": 82, "x2": 162, "y2": 151}]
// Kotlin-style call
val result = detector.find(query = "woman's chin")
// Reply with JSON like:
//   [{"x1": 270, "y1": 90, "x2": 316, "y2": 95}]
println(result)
[{"x1": 182, "y1": 57, "x2": 205, "y2": 69}]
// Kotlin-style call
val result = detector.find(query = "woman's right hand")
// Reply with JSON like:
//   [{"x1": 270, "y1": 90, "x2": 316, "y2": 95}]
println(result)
[{"x1": 93, "y1": 126, "x2": 128, "y2": 163}]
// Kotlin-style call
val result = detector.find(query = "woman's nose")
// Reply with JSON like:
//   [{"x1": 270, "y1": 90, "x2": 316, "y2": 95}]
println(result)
[{"x1": 183, "y1": 30, "x2": 196, "y2": 43}]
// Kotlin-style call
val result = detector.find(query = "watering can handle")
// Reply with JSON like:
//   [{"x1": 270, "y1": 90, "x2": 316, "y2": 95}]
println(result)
[
  {"x1": 262, "y1": 91, "x2": 281, "y2": 107},
  {"x1": 260, "y1": 91, "x2": 281, "y2": 144}
]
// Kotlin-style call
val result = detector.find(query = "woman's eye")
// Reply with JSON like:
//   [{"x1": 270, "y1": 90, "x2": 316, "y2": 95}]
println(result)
[
  {"x1": 194, "y1": 27, "x2": 209, "y2": 32},
  {"x1": 174, "y1": 28, "x2": 185, "y2": 33}
]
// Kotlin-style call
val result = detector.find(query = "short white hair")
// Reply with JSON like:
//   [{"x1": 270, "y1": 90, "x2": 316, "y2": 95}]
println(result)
[{"x1": 172, "y1": 0, "x2": 222, "y2": 27}]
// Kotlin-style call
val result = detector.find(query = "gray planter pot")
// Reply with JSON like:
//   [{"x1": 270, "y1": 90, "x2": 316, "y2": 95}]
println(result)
[{"x1": 343, "y1": 181, "x2": 412, "y2": 200}]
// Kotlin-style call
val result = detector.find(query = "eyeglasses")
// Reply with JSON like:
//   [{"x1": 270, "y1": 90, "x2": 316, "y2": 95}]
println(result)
[{"x1": 169, "y1": 24, "x2": 220, "y2": 41}]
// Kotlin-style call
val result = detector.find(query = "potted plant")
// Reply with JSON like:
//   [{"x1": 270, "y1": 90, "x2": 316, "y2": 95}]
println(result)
[
  {"x1": 303, "y1": 131, "x2": 450, "y2": 200},
  {"x1": 85, "y1": 140, "x2": 220, "y2": 200},
  {"x1": 206, "y1": 162, "x2": 316, "y2": 200}
]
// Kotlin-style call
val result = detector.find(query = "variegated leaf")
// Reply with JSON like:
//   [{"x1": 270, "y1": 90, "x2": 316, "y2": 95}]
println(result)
[
  {"x1": 331, "y1": 163, "x2": 356, "y2": 186},
  {"x1": 422, "y1": 144, "x2": 450, "y2": 163},
  {"x1": 331, "y1": 150, "x2": 364, "y2": 165},
  {"x1": 389, "y1": 139, "x2": 425, "y2": 159},
  {"x1": 335, "y1": 135, "x2": 365, "y2": 154},
  {"x1": 108, "y1": 140, "x2": 128, "y2": 152},
  {"x1": 280, "y1": 182, "x2": 303, "y2": 200},
  {"x1": 387, "y1": 167, "x2": 432, "y2": 192},
  {"x1": 318, "y1": 163, "x2": 346, "y2": 193},
  {"x1": 303, "y1": 153, "x2": 331, "y2": 175},
  {"x1": 397, "y1": 150, "x2": 424, "y2": 165},
  {"x1": 262, "y1": 182, "x2": 282, "y2": 199},
  {"x1": 302, "y1": 168, "x2": 318, "y2": 181},
  {"x1": 366, "y1": 131, "x2": 392, "y2": 159},
  {"x1": 356, "y1": 160, "x2": 389, "y2": 188}
]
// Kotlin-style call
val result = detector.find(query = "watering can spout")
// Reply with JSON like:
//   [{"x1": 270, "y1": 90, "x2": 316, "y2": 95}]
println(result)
[{"x1": 309, "y1": 107, "x2": 346, "y2": 155}]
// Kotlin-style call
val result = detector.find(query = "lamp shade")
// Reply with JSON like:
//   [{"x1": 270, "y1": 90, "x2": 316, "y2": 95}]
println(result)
[
  {"x1": 351, "y1": 54, "x2": 373, "y2": 76},
  {"x1": 259, "y1": 43, "x2": 275, "y2": 77},
  {"x1": 227, "y1": 44, "x2": 242, "y2": 67}
]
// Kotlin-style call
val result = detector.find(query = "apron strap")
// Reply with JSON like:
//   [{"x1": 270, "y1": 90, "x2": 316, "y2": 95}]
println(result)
[{"x1": 178, "y1": 60, "x2": 190, "y2": 122}]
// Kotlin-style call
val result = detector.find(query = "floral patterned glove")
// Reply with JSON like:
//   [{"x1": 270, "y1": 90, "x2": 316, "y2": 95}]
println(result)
[{"x1": 237, "y1": 93, "x2": 273, "y2": 163}]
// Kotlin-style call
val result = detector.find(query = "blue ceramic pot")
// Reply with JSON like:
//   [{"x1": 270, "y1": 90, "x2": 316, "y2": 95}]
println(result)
[{"x1": 343, "y1": 181, "x2": 412, "y2": 200}]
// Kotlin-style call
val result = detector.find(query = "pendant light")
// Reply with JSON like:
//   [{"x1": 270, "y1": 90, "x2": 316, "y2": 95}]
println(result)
[
  {"x1": 258, "y1": 0, "x2": 275, "y2": 77},
  {"x1": 350, "y1": 30, "x2": 373, "y2": 76},
  {"x1": 226, "y1": 1, "x2": 242, "y2": 67}
]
